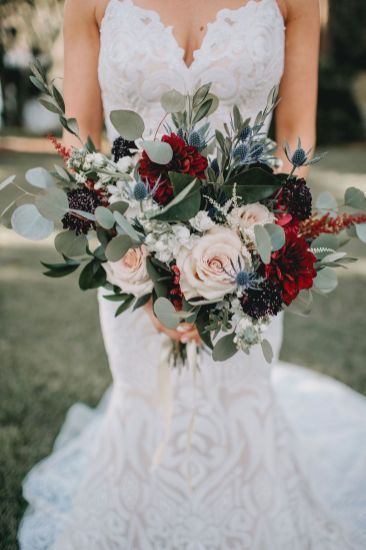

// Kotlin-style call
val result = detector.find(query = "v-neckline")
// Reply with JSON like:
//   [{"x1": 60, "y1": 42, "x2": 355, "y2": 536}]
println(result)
[{"x1": 125, "y1": 0, "x2": 269, "y2": 70}]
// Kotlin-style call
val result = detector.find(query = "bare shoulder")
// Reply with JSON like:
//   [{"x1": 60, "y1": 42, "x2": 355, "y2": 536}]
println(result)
[
  {"x1": 279, "y1": 0, "x2": 320, "y2": 22},
  {"x1": 64, "y1": 0, "x2": 110, "y2": 27}
]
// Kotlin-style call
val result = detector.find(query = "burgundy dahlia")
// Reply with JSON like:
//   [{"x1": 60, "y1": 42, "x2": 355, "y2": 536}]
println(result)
[
  {"x1": 264, "y1": 230, "x2": 317, "y2": 305},
  {"x1": 241, "y1": 280, "x2": 283, "y2": 319},
  {"x1": 138, "y1": 133, "x2": 208, "y2": 205},
  {"x1": 62, "y1": 188, "x2": 101, "y2": 235},
  {"x1": 277, "y1": 177, "x2": 312, "y2": 221}
]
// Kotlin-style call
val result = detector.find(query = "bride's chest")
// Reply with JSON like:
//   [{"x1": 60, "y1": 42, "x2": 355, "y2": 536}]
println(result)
[{"x1": 98, "y1": 0, "x2": 285, "y2": 136}]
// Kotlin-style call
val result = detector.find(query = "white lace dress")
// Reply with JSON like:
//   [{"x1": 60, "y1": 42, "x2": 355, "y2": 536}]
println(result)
[{"x1": 19, "y1": 1, "x2": 366, "y2": 548}]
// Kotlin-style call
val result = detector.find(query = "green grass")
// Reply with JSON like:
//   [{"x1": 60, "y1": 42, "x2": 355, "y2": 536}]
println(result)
[{"x1": 0, "y1": 146, "x2": 366, "y2": 549}]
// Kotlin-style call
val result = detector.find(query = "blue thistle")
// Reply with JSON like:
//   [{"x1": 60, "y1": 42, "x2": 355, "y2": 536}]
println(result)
[
  {"x1": 234, "y1": 143, "x2": 249, "y2": 162},
  {"x1": 188, "y1": 131, "x2": 203, "y2": 150},
  {"x1": 284, "y1": 138, "x2": 326, "y2": 172},
  {"x1": 250, "y1": 143, "x2": 264, "y2": 160},
  {"x1": 210, "y1": 158, "x2": 219, "y2": 175},
  {"x1": 239, "y1": 126, "x2": 251, "y2": 141},
  {"x1": 133, "y1": 181, "x2": 148, "y2": 201}
]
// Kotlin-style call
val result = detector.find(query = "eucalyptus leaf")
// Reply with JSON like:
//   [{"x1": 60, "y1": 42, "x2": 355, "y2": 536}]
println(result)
[
  {"x1": 35, "y1": 187, "x2": 69, "y2": 221},
  {"x1": 261, "y1": 339, "x2": 273, "y2": 364},
  {"x1": 95, "y1": 206, "x2": 115, "y2": 229},
  {"x1": 53, "y1": 164, "x2": 71, "y2": 182},
  {"x1": 313, "y1": 267, "x2": 338, "y2": 294},
  {"x1": 142, "y1": 140, "x2": 173, "y2": 165},
  {"x1": 108, "y1": 201, "x2": 129, "y2": 215},
  {"x1": 153, "y1": 297, "x2": 180, "y2": 330},
  {"x1": 254, "y1": 225, "x2": 272, "y2": 264},
  {"x1": 114, "y1": 211, "x2": 141, "y2": 241},
  {"x1": 26, "y1": 167, "x2": 55, "y2": 189},
  {"x1": 105, "y1": 234, "x2": 133, "y2": 261},
  {"x1": 344, "y1": 187, "x2": 366, "y2": 210},
  {"x1": 110, "y1": 109, "x2": 145, "y2": 140},
  {"x1": 0, "y1": 175, "x2": 16, "y2": 191},
  {"x1": 320, "y1": 252, "x2": 347, "y2": 264},
  {"x1": 212, "y1": 332, "x2": 237, "y2": 362},
  {"x1": 355, "y1": 223, "x2": 366, "y2": 243},
  {"x1": 311, "y1": 233, "x2": 338, "y2": 251},
  {"x1": 55, "y1": 231, "x2": 87, "y2": 257},
  {"x1": 11, "y1": 204, "x2": 54, "y2": 241},
  {"x1": 285, "y1": 289, "x2": 313, "y2": 316},
  {"x1": 316, "y1": 191, "x2": 338, "y2": 214},
  {"x1": 160, "y1": 89, "x2": 186, "y2": 113},
  {"x1": 264, "y1": 223, "x2": 285, "y2": 251}
]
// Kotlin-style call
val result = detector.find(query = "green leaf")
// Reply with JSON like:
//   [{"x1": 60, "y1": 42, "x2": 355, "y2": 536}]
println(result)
[
  {"x1": 108, "y1": 201, "x2": 129, "y2": 215},
  {"x1": 110, "y1": 109, "x2": 145, "y2": 140},
  {"x1": 52, "y1": 85, "x2": 65, "y2": 113},
  {"x1": 205, "y1": 93, "x2": 219, "y2": 115},
  {"x1": 11, "y1": 204, "x2": 54, "y2": 241},
  {"x1": 264, "y1": 223, "x2": 285, "y2": 251},
  {"x1": 196, "y1": 311, "x2": 213, "y2": 349},
  {"x1": 113, "y1": 211, "x2": 141, "y2": 241},
  {"x1": 151, "y1": 178, "x2": 201, "y2": 222},
  {"x1": 55, "y1": 231, "x2": 87, "y2": 257},
  {"x1": 160, "y1": 89, "x2": 186, "y2": 113},
  {"x1": 43, "y1": 263, "x2": 79, "y2": 278},
  {"x1": 261, "y1": 339, "x2": 273, "y2": 364},
  {"x1": 232, "y1": 105, "x2": 242, "y2": 131},
  {"x1": 146, "y1": 257, "x2": 168, "y2": 297},
  {"x1": 153, "y1": 297, "x2": 180, "y2": 330},
  {"x1": 30, "y1": 75, "x2": 48, "y2": 94},
  {"x1": 103, "y1": 293, "x2": 131, "y2": 302},
  {"x1": 192, "y1": 83, "x2": 211, "y2": 107},
  {"x1": 66, "y1": 118, "x2": 79, "y2": 136},
  {"x1": 344, "y1": 187, "x2": 366, "y2": 209},
  {"x1": 223, "y1": 168, "x2": 281, "y2": 202},
  {"x1": 316, "y1": 191, "x2": 338, "y2": 214},
  {"x1": 0, "y1": 175, "x2": 16, "y2": 191},
  {"x1": 254, "y1": 225, "x2": 272, "y2": 264},
  {"x1": 212, "y1": 332, "x2": 237, "y2": 362},
  {"x1": 105, "y1": 234, "x2": 133, "y2": 261},
  {"x1": 95, "y1": 206, "x2": 115, "y2": 229},
  {"x1": 192, "y1": 98, "x2": 213, "y2": 124},
  {"x1": 142, "y1": 140, "x2": 173, "y2": 165},
  {"x1": 133, "y1": 293, "x2": 151, "y2": 310},
  {"x1": 115, "y1": 295, "x2": 135, "y2": 316},
  {"x1": 355, "y1": 223, "x2": 366, "y2": 243},
  {"x1": 168, "y1": 171, "x2": 196, "y2": 196},
  {"x1": 35, "y1": 187, "x2": 69, "y2": 221},
  {"x1": 79, "y1": 259, "x2": 107, "y2": 290},
  {"x1": 26, "y1": 167, "x2": 55, "y2": 189},
  {"x1": 313, "y1": 267, "x2": 338, "y2": 294},
  {"x1": 39, "y1": 98, "x2": 62, "y2": 114},
  {"x1": 53, "y1": 164, "x2": 71, "y2": 182}
]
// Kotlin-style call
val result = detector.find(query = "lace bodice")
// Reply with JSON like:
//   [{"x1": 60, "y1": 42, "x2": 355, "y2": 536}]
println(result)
[{"x1": 98, "y1": 0, "x2": 285, "y2": 140}]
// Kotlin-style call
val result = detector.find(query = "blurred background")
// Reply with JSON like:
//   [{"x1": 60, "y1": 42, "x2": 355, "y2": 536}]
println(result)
[{"x1": 0, "y1": 0, "x2": 366, "y2": 548}]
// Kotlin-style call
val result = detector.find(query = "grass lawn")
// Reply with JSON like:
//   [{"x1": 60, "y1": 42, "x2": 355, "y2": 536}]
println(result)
[{"x1": 0, "y1": 146, "x2": 366, "y2": 549}]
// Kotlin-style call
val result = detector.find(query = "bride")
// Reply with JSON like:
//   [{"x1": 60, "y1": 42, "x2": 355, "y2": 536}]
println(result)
[{"x1": 19, "y1": 0, "x2": 366, "y2": 548}]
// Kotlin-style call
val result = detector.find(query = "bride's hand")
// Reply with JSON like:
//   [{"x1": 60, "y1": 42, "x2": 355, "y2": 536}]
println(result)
[{"x1": 144, "y1": 300, "x2": 201, "y2": 345}]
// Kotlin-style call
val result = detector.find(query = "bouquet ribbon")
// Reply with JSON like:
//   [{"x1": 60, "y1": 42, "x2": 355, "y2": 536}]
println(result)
[{"x1": 150, "y1": 338, "x2": 199, "y2": 490}]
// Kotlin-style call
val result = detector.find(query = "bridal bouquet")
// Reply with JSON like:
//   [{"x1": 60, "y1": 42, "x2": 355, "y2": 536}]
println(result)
[{"x1": 2, "y1": 60, "x2": 366, "y2": 364}]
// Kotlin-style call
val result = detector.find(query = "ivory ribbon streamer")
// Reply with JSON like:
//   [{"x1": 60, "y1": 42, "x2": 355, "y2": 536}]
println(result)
[{"x1": 150, "y1": 339, "x2": 200, "y2": 483}]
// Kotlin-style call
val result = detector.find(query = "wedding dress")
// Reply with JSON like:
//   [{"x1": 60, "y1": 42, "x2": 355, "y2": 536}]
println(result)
[{"x1": 19, "y1": 0, "x2": 366, "y2": 548}]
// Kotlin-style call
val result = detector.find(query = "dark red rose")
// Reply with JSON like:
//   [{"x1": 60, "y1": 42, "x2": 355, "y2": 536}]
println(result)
[
  {"x1": 264, "y1": 229, "x2": 317, "y2": 305},
  {"x1": 138, "y1": 133, "x2": 208, "y2": 205}
]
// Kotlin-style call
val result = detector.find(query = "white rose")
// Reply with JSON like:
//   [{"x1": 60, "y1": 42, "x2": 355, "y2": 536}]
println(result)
[
  {"x1": 189, "y1": 211, "x2": 215, "y2": 232},
  {"x1": 92, "y1": 153, "x2": 106, "y2": 168},
  {"x1": 228, "y1": 203, "x2": 274, "y2": 240},
  {"x1": 103, "y1": 245, "x2": 153, "y2": 298},
  {"x1": 176, "y1": 226, "x2": 251, "y2": 301}
]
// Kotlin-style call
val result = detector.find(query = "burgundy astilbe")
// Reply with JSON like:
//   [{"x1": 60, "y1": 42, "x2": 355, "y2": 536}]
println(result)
[
  {"x1": 299, "y1": 213, "x2": 366, "y2": 239},
  {"x1": 48, "y1": 134, "x2": 70, "y2": 161}
]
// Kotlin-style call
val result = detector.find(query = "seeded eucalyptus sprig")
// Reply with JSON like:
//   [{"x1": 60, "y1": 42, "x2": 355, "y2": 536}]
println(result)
[{"x1": 30, "y1": 59, "x2": 81, "y2": 142}]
